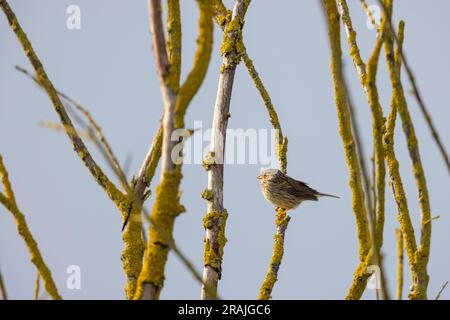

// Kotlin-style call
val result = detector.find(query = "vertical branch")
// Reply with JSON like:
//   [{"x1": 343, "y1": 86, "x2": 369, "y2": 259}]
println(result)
[
  {"x1": 338, "y1": 0, "x2": 389, "y2": 299},
  {"x1": 174, "y1": 0, "x2": 214, "y2": 129},
  {"x1": 132, "y1": 0, "x2": 180, "y2": 300},
  {"x1": 135, "y1": 0, "x2": 214, "y2": 300},
  {"x1": 383, "y1": 18, "x2": 421, "y2": 300},
  {"x1": 165, "y1": 0, "x2": 182, "y2": 92},
  {"x1": 201, "y1": 0, "x2": 251, "y2": 300},
  {"x1": 384, "y1": 91, "x2": 418, "y2": 296},
  {"x1": 321, "y1": 0, "x2": 370, "y2": 269},
  {"x1": 0, "y1": 156, "x2": 61, "y2": 300},
  {"x1": 343, "y1": 74, "x2": 375, "y2": 231},
  {"x1": 394, "y1": 21, "x2": 405, "y2": 302},
  {"x1": 383, "y1": 1, "x2": 431, "y2": 299},
  {"x1": 365, "y1": 33, "x2": 386, "y2": 253},
  {"x1": 395, "y1": 229, "x2": 404, "y2": 300},
  {"x1": 159, "y1": 0, "x2": 180, "y2": 175}
]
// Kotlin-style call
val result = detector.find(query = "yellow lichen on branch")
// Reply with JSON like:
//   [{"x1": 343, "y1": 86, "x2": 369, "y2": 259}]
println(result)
[
  {"x1": 258, "y1": 212, "x2": 290, "y2": 300},
  {"x1": 383, "y1": 1, "x2": 431, "y2": 298},
  {"x1": 322, "y1": 0, "x2": 370, "y2": 262},
  {"x1": 214, "y1": 0, "x2": 288, "y2": 174},
  {"x1": 202, "y1": 211, "x2": 228, "y2": 274},
  {"x1": 121, "y1": 199, "x2": 145, "y2": 299},
  {"x1": 174, "y1": 0, "x2": 214, "y2": 129},
  {"x1": 200, "y1": 0, "x2": 251, "y2": 300},
  {"x1": 143, "y1": 126, "x2": 163, "y2": 187},
  {"x1": 384, "y1": 99, "x2": 417, "y2": 271},
  {"x1": 134, "y1": 0, "x2": 214, "y2": 300},
  {"x1": 165, "y1": 0, "x2": 182, "y2": 92},
  {"x1": 339, "y1": 0, "x2": 387, "y2": 250},
  {"x1": 338, "y1": 0, "x2": 389, "y2": 299},
  {"x1": 366, "y1": 36, "x2": 386, "y2": 250},
  {"x1": 345, "y1": 249, "x2": 374, "y2": 300},
  {"x1": 134, "y1": 169, "x2": 185, "y2": 299},
  {"x1": 242, "y1": 53, "x2": 288, "y2": 173},
  {"x1": 395, "y1": 229, "x2": 404, "y2": 300},
  {"x1": 0, "y1": 155, "x2": 61, "y2": 300}
]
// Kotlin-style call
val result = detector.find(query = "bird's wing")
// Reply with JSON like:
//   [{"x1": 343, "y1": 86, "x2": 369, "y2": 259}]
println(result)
[{"x1": 286, "y1": 177, "x2": 319, "y2": 201}]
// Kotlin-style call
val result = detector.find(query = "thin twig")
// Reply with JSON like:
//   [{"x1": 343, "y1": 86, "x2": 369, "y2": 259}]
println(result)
[
  {"x1": 242, "y1": 52, "x2": 288, "y2": 174},
  {"x1": 435, "y1": 281, "x2": 448, "y2": 300},
  {"x1": 0, "y1": 0, "x2": 126, "y2": 209},
  {"x1": 34, "y1": 273, "x2": 41, "y2": 300},
  {"x1": 0, "y1": 155, "x2": 61, "y2": 300},
  {"x1": 15, "y1": 66, "x2": 130, "y2": 192},
  {"x1": 395, "y1": 229, "x2": 404, "y2": 300}
]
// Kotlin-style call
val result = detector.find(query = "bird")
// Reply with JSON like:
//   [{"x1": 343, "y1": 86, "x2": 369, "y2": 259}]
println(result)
[{"x1": 257, "y1": 168, "x2": 339, "y2": 213}]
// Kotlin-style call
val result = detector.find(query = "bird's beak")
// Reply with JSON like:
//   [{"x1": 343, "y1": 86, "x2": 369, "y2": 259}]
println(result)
[{"x1": 257, "y1": 175, "x2": 263, "y2": 180}]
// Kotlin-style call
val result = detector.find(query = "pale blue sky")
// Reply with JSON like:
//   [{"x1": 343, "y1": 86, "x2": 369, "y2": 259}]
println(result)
[{"x1": 1, "y1": 0, "x2": 449, "y2": 299}]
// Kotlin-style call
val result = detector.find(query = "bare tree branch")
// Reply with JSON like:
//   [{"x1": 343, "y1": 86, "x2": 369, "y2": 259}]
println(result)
[
  {"x1": 383, "y1": 1, "x2": 432, "y2": 299},
  {"x1": 201, "y1": 0, "x2": 251, "y2": 300},
  {"x1": 15, "y1": 66, "x2": 130, "y2": 192},
  {"x1": 135, "y1": 0, "x2": 214, "y2": 300}
]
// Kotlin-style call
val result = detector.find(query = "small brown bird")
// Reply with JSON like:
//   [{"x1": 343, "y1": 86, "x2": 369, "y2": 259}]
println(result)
[{"x1": 257, "y1": 169, "x2": 339, "y2": 212}]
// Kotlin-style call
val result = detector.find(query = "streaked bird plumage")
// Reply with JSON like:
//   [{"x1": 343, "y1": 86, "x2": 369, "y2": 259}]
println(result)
[{"x1": 257, "y1": 168, "x2": 338, "y2": 211}]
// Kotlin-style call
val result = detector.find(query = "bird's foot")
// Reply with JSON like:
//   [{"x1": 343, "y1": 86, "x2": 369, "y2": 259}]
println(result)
[{"x1": 276, "y1": 208, "x2": 287, "y2": 221}]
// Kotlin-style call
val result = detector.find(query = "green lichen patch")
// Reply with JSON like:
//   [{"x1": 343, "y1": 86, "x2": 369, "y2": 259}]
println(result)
[
  {"x1": 202, "y1": 210, "x2": 228, "y2": 273},
  {"x1": 220, "y1": 15, "x2": 245, "y2": 68},
  {"x1": 201, "y1": 188, "x2": 214, "y2": 201},
  {"x1": 202, "y1": 151, "x2": 216, "y2": 171},
  {"x1": 134, "y1": 167, "x2": 185, "y2": 298}
]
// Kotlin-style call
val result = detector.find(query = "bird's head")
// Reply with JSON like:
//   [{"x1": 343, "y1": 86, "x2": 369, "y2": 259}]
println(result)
[{"x1": 257, "y1": 168, "x2": 281, "y2": 182}]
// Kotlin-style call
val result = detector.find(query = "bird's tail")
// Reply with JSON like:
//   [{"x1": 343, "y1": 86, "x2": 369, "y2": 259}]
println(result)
[{"x1": 317, "y1": 192, "x2": 340, "y2": 199}]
